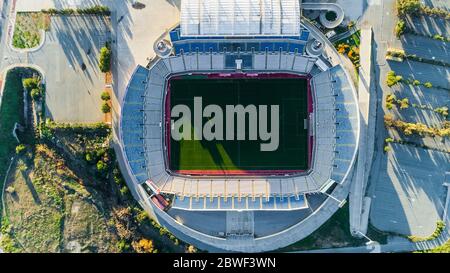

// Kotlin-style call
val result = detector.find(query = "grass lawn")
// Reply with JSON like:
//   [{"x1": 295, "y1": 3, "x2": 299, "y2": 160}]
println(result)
[
  {"x1": 0, "y1": 69, "x2": 25, "y2": 205},
  {"x1": 13, "y1": 12, "x2": 51, "y2": 49},
  {"x1": 334, "y1": 30, "x2": 361, "y2": 73},
  {"x1": 277, "y1": 202, "x2": 388, "y2": 252},
  {"x1": 335, "y1": 30, "x2": 361, "y2": 49},
  {"x1": 169, "y1": 76, "x2": 309, "y2": 172}
]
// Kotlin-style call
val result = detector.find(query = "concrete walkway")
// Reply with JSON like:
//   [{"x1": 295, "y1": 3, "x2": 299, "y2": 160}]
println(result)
[{"x1": 349, "y1": 26, "x2": 375, "y2": 236}]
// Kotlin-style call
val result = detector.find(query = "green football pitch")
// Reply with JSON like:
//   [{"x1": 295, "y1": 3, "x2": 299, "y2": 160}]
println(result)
[{"x1": 168, "y1": 76, "x2": 309, "y2": 173}]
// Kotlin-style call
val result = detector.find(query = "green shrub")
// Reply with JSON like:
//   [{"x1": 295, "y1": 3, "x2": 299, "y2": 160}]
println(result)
[
  {"x1": 396, "y1": 0, "x2": 421, "y2": 17},
  {"x1": 96, "y1": 160, "x2": 108, "y2": 173},
  {"x1": 78, "y1": 5, "x2": 111, "y2": 15},
  {"x1": 99, "y1": 46, "x2": 111, "y2": 73},
  {"x1": 30, "y1": 88, "x2": 41, "y2": 100},
  {"x1": 433, "y1": 34, "x2": 445, "y2": 41},
  {"x1": 85, "y1": 152, "x2": 94, "y2": 163},
  {"x1": 424, "y1": 82, "x2": 433, "y2": 88},
  {"x1": 399, "y1": 98, "x2": 409, "y2": 109},
  {"x1": 394, "y1": 19, "x2": 406, "y2": 37},
  {"x1": 386, "y1": 101, "x2": 393, "y2": 110},
  {"x1": 435, "y1": 107, "x2": 449, "y2": 117},
  {"x1": 15, "y1": 144, "x2": 26, "y2": 154},
  {"x1": 135, "y1": 209, "x2": 149, "y2": 223},
  {"x1": 385, "y1": 137, "x2": 394, "y2": 143},
  {"x1": 120, "y1": 186, "x2": 129, "y2": 195},
  {"x1": 386, "y1": 71, "x2": 402, "y2": 87},
  {"x1": 386, "y1": 93, "x2": 397, "y2": 103},
  {"x1": 413, "y1": 80, "x2": 420, "y2": 86},
  {"x1": 23, "y1": 77, "x2": 40, "y2": 90},
  {"x1": 101, "y1": 102, "x2": 111, "y2": 113},
  {"x1": 101, "y1": 91, "x2": 111, "y2": 101},
  {"x1": 116, "y1": 239, "x2": 130, "y2": 252}
]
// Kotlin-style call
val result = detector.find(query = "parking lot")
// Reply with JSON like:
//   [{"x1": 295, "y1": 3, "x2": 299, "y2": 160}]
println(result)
[
  {"x1": 27, "y1": 15, "x2": 111, "y2": 122},
  {"x1": 371, "y1": 143, "x2": 449, "y2": 236},
  {"x1": 369, "y1": 1, "x2": 450, "y2": 237}
]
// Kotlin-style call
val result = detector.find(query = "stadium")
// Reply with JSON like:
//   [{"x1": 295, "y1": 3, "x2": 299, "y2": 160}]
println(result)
[{"x1": 118, "y1": 0, "x2": 360, "y2": 252}]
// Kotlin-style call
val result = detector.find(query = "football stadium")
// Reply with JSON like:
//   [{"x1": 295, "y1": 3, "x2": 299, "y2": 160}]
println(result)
[{"x1": 119, "y1": 0, "x2": 360, "y2": 252}]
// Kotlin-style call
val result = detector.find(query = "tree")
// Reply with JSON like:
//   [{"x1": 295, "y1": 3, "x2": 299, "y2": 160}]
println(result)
[
  {"x1": 386, "y1": 71, "x2": 402, "y2": 87},
  {"x1": 30, "y1": 88, "x2": 41, "y2": 100},
  {"x1": 399, "y1": 98, "x2": 409, "y2": 109},
  {"x1": 132, "y1": 239, "x2": 156, "y2": 253},
  {"x1": 186, "y1": 245, "x2": 197, "y2": 253},
  {"x1": 23, "y1": 77, "x2": 40, "y2": 90},
  {"x1": 424, "y1": 82, "x2": 433, "y2": 88},
  {"x1": 96, "y1": 160, "x2": 108, "y2": 173},
  {"x1": 15, "y1": 144, "x2": 26, "y2": 154},
  {"x1": 397, "y1": 0, "x2": 421, "y2": 17},
  {"x1": 85, "y1": 151, "x2": 94, "y2": 163},
  {"x1": 99, "y1": 46, "x2": 111, "y2": 73},
  {"x1": 394, "y1": 19, "x2": 406, "y2": 37},
  {"x1": 101, "y1": 91, "x2": 111, "y2": 101},
  {"x1": 101, "y1": 102, "x2": 111, "y2": 113}
]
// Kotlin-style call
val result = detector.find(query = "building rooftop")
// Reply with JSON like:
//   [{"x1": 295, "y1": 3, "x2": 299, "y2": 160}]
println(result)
[{"x1": 180, "y1": 0, "x2": 301, "y2": 37}]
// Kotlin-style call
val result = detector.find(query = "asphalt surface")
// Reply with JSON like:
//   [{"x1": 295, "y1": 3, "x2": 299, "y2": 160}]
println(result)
[{"x1": 365, "y1": 0, "x2": 450, "y2": 240}]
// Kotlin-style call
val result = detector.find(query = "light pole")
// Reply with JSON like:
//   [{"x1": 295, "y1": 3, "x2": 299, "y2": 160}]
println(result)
[
  {"x1": 322, "y1": 191, "x2": 347, "y2": 208},
  {"x1": 355, "y1": 230, "x2": 374, "y2": 245}
]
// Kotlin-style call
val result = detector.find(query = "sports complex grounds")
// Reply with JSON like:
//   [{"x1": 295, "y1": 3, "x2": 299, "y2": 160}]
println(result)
[{"x1": 166, "y1": 73, "x2": 313, "y2": 176}]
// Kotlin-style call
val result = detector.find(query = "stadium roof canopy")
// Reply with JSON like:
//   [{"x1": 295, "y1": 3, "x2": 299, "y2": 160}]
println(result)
[{"x1": 180, "y1": 0, "x2": 301, "y2": 37}]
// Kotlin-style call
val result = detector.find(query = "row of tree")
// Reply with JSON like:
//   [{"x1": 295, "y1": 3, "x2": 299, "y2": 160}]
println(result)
[
  {"x1": 396, "y1": 0, "x2": 450, "y2": 19},
  {"x1": 384, "y1": 114, "x2": 450, "y2": 137}
]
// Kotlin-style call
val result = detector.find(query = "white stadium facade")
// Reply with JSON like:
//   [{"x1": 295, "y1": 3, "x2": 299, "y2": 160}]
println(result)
[{"x1": 118, "y1": 0, "x2": 360, "y2": 252}]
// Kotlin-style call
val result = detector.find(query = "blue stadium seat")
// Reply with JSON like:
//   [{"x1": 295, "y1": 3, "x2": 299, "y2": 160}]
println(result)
[
  {"x1": 234, "y1": 197, "x2": 246, "y2": 210},
  {"x1": 289, "y1": 43, "x2": 304, "y2": 53},
  {"x1": 169, "y1": 30, "x2": 179, "y2": 42},
  {"x1": 261, "y1": 197, "x2": 276, "y2": 210},
  {"x1": 300, "y1": 31, "x2": 310, "y2": 41},
  {"x1": 276, "y1": 197, "x2": 290, "y2": 210},
  {"x1": 191, "y1": 197, "x2": 205, "y2": 210},
  {"x1": 246, "y1": 42, "x2": 260, "y2": 52},
  {"x1": 174, "y1": 42, "x2": 190, "y2": 55},
  {"x1": 204, "y1": 42, "x2": 218, "y2": 52},
  {"x1": 205, "y1": 197, "x2": 219, "y2": 209},
  {"x1": 220, "y1": 197, "x2": 233, "y2": 209},
  {"x1": 190, "y1": 42, "x2": 205, "y2": 52},
  {"x1": 248, "y1": 197, "x2": 262, "y2": 210},
  {"x1": 260, "y1": 42, "x2": 274, "y2": 51},
  {"x1": 290, "y1": 195, "x2": 306, "y2": 209},
  {"x1": 273, "y1": 42, "x2": 288, "y2": 52},
  {"x1": 172, "y1": 196, "x2": 191, "y2": 209}
]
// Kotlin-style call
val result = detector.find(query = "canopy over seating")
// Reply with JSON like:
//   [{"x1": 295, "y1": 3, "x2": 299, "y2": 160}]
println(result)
[{"x1": 180, "y1": 0, "x2": 301, "y2": 37}]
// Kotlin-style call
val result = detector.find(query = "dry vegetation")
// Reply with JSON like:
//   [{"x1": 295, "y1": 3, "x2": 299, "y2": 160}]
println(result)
[{"x1": 12, "y1": 12, "x2": 51, "y2": 49}]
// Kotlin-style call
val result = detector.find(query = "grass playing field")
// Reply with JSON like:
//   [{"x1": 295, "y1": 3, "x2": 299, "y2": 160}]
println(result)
[{"x1": 168, "y1": 75, "x2": 309, "y2": 173}]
